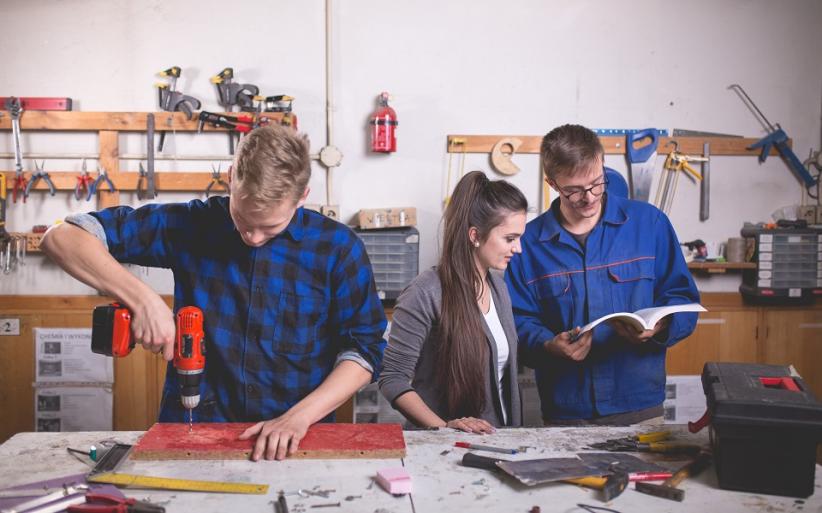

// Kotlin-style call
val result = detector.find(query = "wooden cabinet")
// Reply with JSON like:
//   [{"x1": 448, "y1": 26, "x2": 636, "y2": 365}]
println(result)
[
  {"x1": 667, "y1": 309, "x2": 759, "y2": 375},
  {"x1": 761, "y1": 309, "x2": 822, "y2": 399},
  {"x1": 667, "y1": 294, "x2": 822, "y2": 401}
]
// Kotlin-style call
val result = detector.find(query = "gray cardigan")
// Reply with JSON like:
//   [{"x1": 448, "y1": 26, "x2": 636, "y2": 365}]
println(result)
[{"x1": 379, "y1": 267, "x2": 522, "y2": 427}]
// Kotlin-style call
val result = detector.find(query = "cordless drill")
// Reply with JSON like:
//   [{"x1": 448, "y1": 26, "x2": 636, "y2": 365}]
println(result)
[{"x1": 91, "y1": 303, "x2": 206, "y2": 429}]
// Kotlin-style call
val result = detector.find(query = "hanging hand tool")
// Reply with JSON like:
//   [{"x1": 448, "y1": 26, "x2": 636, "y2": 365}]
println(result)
[
  {"x1": 635, "y1": 451, "x2": 712, "y2": 501},
  {"x1": 67, "y1": 492, "x2": 166, "y2": 513},
  {"x1": 205, "y1": 163, "x2": 229, "y2": 198},
  {"x1": 0, "y1": 96, "x2": 72, "y2": 111},
  {"x1": 262, "y1": 95, "x2": 298, "y2": 130},
  {"x1": 625, "y1": 129, "x2": 659, "y2": 202},
  {"x1": 87, "y1": 168, "x2": 116, "y2": 201},
  {"x1": 24, "y1": 160, "x2": 57, "y2": 198},
  {"x1": 75, "y1": 159, "x2": 94, "y2": 201},
  {"x1": 140, "y1": 114, "x2": 156, "y2": 200},
  {"x1": 700, "y1": 142, "x2": 710, "y2": 221},
  {"x1": 91, "y1": 304, "x2": 206, "y2": 432},
  {"x1": 155, "y1": 66, "x2": 201, "y2": 152},
  {"x1": 728, "y1": 83, "x2": 817, "y2": 188},
  {"x1": 197, "y1": 111, "x2": 255, "y2": 134},
  {"x1": 6, "y1": 97, "x2": 28, "y2": 203},
  {"x1": 655, "y1": 141, "x2": 706, "y2": 215},
  {"x1": 211, "y1": 68, "x2": 260, "y2": 154},
  {"x1": 0, "y1": 174, "x2": 8, "y2": 241}
]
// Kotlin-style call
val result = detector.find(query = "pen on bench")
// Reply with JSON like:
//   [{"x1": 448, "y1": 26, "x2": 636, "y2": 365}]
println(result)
[{"x1": 454, "y1": 442, "x2": 518, "y2": 454}]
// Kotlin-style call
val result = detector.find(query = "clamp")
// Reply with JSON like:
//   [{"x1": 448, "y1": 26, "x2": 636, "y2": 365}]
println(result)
[
  {"x1": 205, "y1": 163, "x2": 230, "y2": 197},
  {"x1": 87, "y1": 167, "x2": 116, "y2": 201},
  {"x1": 24, "y1": 160, "x2": 57, "y2": 198},
  {"x1": 75, "y1": 159, "x2": 94, "y2": 201}
]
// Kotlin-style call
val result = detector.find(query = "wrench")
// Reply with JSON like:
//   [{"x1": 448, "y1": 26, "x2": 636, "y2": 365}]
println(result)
[{"x1": 5, "y1": 98, "x2": 28, "y2": 203}]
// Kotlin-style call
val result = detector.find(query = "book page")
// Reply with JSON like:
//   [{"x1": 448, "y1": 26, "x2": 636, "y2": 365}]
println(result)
[{"x1": 633, "y1": 303, "x2": 707, "y2": 328}]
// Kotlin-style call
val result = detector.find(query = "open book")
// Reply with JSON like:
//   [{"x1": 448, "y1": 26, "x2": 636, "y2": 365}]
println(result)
[{"x1": 576, "y1": 303, "x2": 707, "y2": 337}]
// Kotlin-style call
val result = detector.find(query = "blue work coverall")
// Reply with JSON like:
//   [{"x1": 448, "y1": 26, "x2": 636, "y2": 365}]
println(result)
[{"x1": 505, "y1": 194, "x2": 700, "y2": 420}]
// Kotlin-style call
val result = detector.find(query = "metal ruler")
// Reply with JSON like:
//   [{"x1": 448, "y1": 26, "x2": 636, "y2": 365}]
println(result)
[{"x1": 88, "y1": 472, "x2": 269, "y2": 495}]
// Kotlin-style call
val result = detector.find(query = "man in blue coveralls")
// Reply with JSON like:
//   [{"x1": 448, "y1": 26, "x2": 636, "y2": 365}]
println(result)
[
  {"x1": 42, "y1": 125, "x2": 387, "y2": 459},
  {"x1": 505, "y1": 124, "x2": 699, "y2": 425}
]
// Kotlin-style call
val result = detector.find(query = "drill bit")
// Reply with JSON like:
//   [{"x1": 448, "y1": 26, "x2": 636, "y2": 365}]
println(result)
[{"x1": 188, "y1": 408, "x2": 193, "y2": 433}]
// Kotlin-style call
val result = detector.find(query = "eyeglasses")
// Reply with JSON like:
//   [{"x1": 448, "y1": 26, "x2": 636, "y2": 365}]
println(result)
[{"x1": 553, "y1": 175, "x2": 609, "y2": 202}]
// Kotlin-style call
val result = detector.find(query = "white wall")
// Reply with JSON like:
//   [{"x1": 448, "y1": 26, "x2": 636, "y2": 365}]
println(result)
[{"x1": 1, "y1": 0, "x2": 821, "y2": 295}]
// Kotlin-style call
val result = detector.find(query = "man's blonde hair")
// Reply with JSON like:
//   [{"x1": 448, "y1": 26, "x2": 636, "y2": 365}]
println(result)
[{"x1": 232, "y1": 124, "x2": 311, "y2": 207}]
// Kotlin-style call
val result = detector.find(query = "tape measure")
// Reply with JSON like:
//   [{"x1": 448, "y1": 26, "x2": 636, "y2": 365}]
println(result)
[{"x1": 88, "y1": 472, "x2": 269, "y2": 495}]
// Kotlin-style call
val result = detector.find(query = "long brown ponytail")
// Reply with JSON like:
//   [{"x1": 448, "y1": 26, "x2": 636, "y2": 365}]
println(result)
[{"x1": 436, "y1": 171, "x2": 528, "y2": 418}]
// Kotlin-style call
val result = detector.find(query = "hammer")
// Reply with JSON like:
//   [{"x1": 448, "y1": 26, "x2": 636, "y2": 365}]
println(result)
[{"x1": 635, "y1": 451, "x2": 712, "y2": 501}]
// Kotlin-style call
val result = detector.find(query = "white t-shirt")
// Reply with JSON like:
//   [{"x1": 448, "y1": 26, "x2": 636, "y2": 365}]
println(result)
[{"x1": 483, "y1": 292, "x2": 509, "y2": 425}]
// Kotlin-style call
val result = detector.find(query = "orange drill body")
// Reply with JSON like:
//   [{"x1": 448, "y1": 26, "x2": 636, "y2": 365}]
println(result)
[{"x1": 91, "y1": 303, "x2": 206, "y2": 411}]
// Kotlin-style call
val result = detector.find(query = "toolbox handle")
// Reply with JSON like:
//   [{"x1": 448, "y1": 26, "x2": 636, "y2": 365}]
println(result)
[{"x1": 759, "y1": 376, "x2": 801, "y2": 392}]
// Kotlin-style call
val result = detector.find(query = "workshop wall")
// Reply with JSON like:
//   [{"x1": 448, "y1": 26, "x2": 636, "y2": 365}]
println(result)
[{"x1": 1, "y1": 0, "x2": 821, "y2": 295}]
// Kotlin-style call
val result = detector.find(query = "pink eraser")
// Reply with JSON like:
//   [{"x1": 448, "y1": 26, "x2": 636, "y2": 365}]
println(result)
[{"x1": 376, "y1": 467, "x2": 412, "y2": 495}]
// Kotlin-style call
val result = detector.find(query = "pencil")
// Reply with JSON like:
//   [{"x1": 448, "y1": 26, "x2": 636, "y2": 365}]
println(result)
[{"x1": 454, "y1": 442, "x2": 518, "y2": 454}]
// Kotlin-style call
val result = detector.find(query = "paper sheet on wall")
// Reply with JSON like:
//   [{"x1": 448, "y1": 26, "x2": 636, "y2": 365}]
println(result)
[
  {"x1": 663, "y1": 375, "x2": 706, "y2": 425},
  {"x1": 34, "y1": 328, "x2": 113, "y2": 384},
  {"x1": 35, "y1": 385, "x2": 113, "y2": 431}
]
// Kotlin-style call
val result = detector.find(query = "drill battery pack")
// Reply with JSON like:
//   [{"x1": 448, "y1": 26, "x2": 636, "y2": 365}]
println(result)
[
  {"x1": 701, "y1": 362, "x2": 822, "y2": 497},
  {"x1": 91, "y1": 303, "x2": 134, "y2": 357}
]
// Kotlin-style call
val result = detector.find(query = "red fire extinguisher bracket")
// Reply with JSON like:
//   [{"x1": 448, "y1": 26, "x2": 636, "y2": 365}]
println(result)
[{"x1": 370, "y1": 92, "x2": 397, "y2": 153}]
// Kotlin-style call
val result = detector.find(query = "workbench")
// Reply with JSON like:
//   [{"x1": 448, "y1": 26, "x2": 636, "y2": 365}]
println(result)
[{"x1": 1, "y1": 426, "x2": 819, "y2": 513}]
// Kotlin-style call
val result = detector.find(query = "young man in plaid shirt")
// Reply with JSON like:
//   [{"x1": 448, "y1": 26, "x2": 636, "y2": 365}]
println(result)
[{"x1": 42, "y1": 125, "x2": 387, "y2": 461}]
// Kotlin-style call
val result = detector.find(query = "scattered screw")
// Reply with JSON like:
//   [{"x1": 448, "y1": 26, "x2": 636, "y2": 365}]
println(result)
[
  {"x1": 344, "y1": 495, "x2": 361, "y2": 501},
  {"x1": 310, "y1": 502, "x2": 340, "y2": 508}
]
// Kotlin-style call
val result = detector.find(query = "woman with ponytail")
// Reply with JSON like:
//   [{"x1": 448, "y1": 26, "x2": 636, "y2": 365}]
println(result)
[{"x1": 379, "y1": 171, "x2": 528, "y2": 432}]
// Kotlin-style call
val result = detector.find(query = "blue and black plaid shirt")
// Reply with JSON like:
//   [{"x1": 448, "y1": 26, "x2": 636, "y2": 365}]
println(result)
[{"x1": 78, "y1": 196, "x2": 386, "y2": 423}]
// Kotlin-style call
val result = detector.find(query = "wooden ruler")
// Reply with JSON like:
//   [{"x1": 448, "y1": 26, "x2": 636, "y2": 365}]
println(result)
[{"x1": 88, "y1": 472, "x2": 269, "y2": 495}]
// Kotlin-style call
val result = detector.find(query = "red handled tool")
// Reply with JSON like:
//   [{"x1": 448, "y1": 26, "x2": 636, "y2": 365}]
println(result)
[{"x1": 67, "y1": 493, "x2": 165, "y2": 513}]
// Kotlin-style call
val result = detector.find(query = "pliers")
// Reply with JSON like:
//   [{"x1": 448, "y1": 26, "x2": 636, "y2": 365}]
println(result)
[
  {"x1": 87, "y1": 167, "x2": 116, "y2": 201},
  {"x1": 205, "y1": 163, "x2": 229, "y2": 197},
  {"x1": 67, "y1": 492, "x2": 165, "y2": 513},
  {"x1": 24, "y1": 160, "x2": 57, "y2": 198},
  {"x1": 75, "y1": 159, "x2": 94, "y2": 201},
  {"x1": 12, "y1": 170, "x2": 28, "y2": 203}
]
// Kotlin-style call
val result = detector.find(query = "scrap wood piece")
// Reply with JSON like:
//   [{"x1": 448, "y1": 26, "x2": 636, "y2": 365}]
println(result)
[{"x1": 131, "y1": 422, "x2": 406, "y2": 460}]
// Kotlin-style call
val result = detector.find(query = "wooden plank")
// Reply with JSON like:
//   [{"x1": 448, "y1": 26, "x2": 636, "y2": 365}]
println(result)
[
  {"x1": 0, "y1": 111, "x2": 284, "y2": 132},
  {"x1": 96, "y1": 130, "x2": 120, "y2": 209},
  {"x1": 130, "y1": 422, "x2": 407, "y2": 460},
  {"x1": 1, "y1": 170, "x2": 219, "y2": 192},
  {"x1": 447, "y1": 135, "x2": 783, "y2": 156}
]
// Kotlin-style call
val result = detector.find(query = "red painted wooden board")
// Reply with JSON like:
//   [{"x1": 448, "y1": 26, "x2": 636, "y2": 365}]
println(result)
[{"x1": 130, "y1": 423, "x2": 406, "y2": 460}]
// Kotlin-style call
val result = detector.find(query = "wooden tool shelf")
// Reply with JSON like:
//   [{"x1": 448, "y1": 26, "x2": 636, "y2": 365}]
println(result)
[
  {"x1": 687, "y1": 261, "x2": 756, "y2": 274},
  {"x1": 0, "y1": 110, "x2": 284, "y2": 132},
  {"x1": 7, "y1": 232, "x2": 44, "y2": 253},
  {"x1": 446, "y1": 134, "x2": 784, "y2": 156},
  {"x1": 0, "y1": 110, "x2": 284, "y2": 205}
]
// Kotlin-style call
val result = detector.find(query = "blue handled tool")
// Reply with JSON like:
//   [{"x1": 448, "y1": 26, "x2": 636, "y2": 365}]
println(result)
[
  {"x1": 728, "y1": 84, "x2": 817, "y2": 188},
  {"x1": 626, "y1": 128, "x2": 660, "y2": 201},
  {"x1": 87, "y1": 167, "x2": 116, "y2": 201}
]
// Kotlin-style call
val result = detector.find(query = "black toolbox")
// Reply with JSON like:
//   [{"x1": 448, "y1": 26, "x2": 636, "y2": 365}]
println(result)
[{"x1": 701, "y1": 362, "x2": 822, "y2": 497}]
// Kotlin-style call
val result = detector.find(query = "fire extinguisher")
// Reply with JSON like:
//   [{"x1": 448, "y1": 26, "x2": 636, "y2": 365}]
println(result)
[{"x1": 370, "y1": 92, "x2": 397, "y2": 153}]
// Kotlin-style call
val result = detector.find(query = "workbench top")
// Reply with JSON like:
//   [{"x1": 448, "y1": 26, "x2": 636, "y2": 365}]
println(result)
[{"x1": 1, "y1": 426, "x2": 819, "y2": 512}]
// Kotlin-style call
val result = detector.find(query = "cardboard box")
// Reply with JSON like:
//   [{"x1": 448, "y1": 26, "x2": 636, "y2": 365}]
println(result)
[{"x1": 357, "y1": 207, "x2": 417, "y2": 230}]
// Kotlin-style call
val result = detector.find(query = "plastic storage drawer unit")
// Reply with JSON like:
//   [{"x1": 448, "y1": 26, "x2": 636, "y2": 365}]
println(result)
[
  {"x1": 355, "y1": 227, "x2": 419, "y2": 301},
  {"x1": 701, "y1": 362, "x2": 822, "y2": 497}
]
